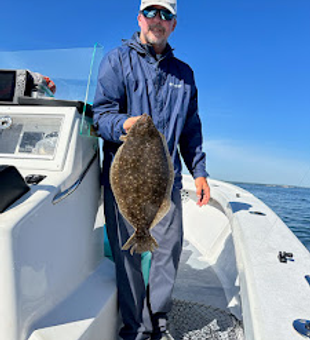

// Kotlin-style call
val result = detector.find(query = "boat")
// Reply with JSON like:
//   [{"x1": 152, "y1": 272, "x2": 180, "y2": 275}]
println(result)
[{"x1": 0, "y1": 48, "x2": 310, "y2": 340}]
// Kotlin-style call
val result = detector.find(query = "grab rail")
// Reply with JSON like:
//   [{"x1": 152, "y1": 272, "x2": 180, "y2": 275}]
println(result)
[{"x1": 53, "y1": 152, "x2": 98, "y2": 205}]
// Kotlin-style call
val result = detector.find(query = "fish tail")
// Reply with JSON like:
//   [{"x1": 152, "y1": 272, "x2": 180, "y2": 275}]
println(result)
[{"x1": 122, "y1": 232, "x2": 158, "y2": 255}]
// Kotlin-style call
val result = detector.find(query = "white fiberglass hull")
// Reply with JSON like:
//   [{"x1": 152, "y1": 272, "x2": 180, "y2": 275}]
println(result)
[{"x1": 179, "y1": 175, "x2": 310, "y2": 340}]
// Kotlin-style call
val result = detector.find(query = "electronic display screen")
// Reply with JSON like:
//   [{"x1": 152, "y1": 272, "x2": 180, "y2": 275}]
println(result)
[
  {"x1": 19, "y1": 132, "x2": 45, "y2": 153},
  {"x1": 0, "y1": 71, "x2": 15, "y2": 102}
]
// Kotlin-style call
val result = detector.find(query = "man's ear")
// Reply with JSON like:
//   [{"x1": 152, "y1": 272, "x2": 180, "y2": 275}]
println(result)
[
  {"x1": 172, "y1": 19, "x2": 177, "y2": 32},
  {"x1": 137, "y1": 13, "x2": 142, "y2": 28}
]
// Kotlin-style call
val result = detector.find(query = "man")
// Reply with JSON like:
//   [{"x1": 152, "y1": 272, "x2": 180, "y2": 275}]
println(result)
[{"x1": 93, "y1": 1, "x2": 210, "y2": 339}]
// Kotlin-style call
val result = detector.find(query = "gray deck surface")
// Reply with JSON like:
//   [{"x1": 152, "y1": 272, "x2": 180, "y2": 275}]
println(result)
[{"x1": 173, "y1": 239, "x2": 228, "y2": 311}]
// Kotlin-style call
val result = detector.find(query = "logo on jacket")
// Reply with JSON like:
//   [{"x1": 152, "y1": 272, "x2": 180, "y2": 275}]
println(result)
[{"x1": 169, "y1": 82, "x2": 182, "y2": 88}]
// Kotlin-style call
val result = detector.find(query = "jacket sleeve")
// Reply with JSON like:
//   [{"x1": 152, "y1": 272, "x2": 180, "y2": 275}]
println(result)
[
  {"x1": 179, "y1": 80, "x2": 209, "y2": 179},
  {"x1": 92, "y1": 50, "x2": 129, "y2": 143}
]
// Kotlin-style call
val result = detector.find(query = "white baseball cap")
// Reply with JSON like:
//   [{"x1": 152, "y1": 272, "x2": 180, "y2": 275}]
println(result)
[{"x1": 140, "y1": 0, "x2": 177, "y2": 15}]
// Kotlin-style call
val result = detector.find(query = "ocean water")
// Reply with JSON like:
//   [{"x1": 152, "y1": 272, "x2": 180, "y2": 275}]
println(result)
[{"x1": 234, "y1": 182, "x2": 310, "y2": 253}]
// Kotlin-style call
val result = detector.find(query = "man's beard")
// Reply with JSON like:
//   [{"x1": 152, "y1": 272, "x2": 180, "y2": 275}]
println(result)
[{"x1": 145, "y1": 24, "x2": 167, "y2": 45}]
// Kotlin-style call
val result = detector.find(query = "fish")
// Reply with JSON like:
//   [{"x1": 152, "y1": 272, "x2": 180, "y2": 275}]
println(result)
[{"x1": 110, "y1": 113, "x2": 174, "y2": 255}]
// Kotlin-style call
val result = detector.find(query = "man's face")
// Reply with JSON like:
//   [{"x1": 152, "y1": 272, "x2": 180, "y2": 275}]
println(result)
[{"x1": 138, "y1": 5, "x2": 177, "y2": 51}]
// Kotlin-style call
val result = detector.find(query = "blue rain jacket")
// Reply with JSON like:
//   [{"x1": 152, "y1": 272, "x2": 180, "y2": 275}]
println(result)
[{"x1": 93, "y1": 32, "x2": 208, "y2": 189}]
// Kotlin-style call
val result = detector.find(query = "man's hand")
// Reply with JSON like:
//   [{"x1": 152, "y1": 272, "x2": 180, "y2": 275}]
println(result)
[
  {"x1": 123, "y1": 116, "x2": 143, "y2": 133},
  {"x1": 195, "y1": 177, "x2": 210, "y2": 207}
]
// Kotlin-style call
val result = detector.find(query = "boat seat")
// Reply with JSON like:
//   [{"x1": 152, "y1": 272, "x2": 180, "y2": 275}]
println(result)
[{"x1": 27, "y1": 259, "x2": 118, "y2": 340}]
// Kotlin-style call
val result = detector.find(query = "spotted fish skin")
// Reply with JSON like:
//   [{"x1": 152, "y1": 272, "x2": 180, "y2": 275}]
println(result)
[{"x1": 110, "y1": 114, "x2": 174, "y2": 254}]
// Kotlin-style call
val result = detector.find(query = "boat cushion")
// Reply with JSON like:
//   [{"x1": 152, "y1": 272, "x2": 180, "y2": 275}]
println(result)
[{"x1": 0, "y1": 165, "x2": 30, "y2": 213}]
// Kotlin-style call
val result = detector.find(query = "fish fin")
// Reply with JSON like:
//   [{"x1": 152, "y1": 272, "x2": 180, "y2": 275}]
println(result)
[
  {"x1": 159, "y1": 132, "x2": 174, "y2": 189},
  {"x1": 149, "y1": 134, "x2": 174, "y2": 230},
  {"x1": 150, "y1": 198, "x2": 171, "y2": 230},
  {"x1": 122, "y1": 232, "x2": 158, "y2": 255}
]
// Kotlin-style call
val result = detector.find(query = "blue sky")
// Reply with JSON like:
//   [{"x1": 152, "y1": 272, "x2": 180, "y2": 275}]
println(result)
[{"x1": 1, "y1": 0, "x2": 310, "y2": 187}]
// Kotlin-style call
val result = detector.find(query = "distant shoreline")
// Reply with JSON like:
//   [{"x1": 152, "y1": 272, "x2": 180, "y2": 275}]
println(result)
[
  {"x1": 227, "y1": 180, "x2": 310, "y2": 190},
  {"x1": 181, "y1": 173, "x2": 310, "y2": 189}
]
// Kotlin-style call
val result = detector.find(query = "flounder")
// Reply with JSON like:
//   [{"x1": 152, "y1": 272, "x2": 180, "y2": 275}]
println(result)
[{"x1": 110, "y1": 114, "x2": 174, "y2": 254}]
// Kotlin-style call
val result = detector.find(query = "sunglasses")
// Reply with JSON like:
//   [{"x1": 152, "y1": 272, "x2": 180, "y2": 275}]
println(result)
[{"x1": 141, "y1": 7, "x2": 175, "y2": 21}]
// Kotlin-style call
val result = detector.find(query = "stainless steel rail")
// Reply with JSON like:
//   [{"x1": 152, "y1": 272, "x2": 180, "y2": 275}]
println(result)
[{"x1": 53, "y1": 152, "x2": 98, "y2": 205}]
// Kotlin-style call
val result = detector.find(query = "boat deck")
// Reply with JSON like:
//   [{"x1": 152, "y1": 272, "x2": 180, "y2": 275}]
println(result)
[
  {"x1": 167, "y1": 180, "x2": 245, "y2": 339},
  {"x1": 170, "y1": 238, "x2": 244, "y2": 340},
  {"x1": 174, "y1": 239, "x2": 228, "y2": 311}
]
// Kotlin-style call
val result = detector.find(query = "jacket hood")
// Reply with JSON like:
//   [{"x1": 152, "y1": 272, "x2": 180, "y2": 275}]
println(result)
[{"x1": 123, "y1": 32, "x2": 174, "y2": 61}]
